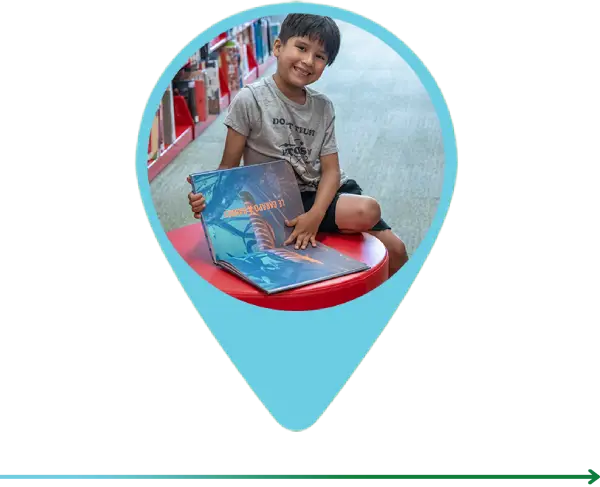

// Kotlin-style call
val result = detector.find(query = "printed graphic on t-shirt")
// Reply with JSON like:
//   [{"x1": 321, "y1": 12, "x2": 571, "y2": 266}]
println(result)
[
  {"x1": 270, "y1": 115, "x2": 323, "y2": 190},
  {"x1": 280, "y1": 138, "x2": 320, "y2": 189},
  {"x1": 272, "y1": 117, "x2": 316, "y2": 137},
  {"x1": 280, "y1": 139, "x2": 313, "y2": 162}
]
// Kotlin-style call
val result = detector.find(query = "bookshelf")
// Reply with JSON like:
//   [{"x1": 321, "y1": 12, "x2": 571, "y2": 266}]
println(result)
[{"x1": 148, "y1": 17, "x2": 280, "y2": 182}]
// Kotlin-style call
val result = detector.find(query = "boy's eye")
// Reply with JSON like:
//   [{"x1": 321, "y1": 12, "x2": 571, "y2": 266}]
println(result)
[{"x1": 294, "y1": 42, "x2": 326, "y2": 61}]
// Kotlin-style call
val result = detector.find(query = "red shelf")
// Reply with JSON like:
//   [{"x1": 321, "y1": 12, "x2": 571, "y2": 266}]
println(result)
[
  {"x1": 148, "y1": 55, "x2": 276, "y2": 180},
  {"x1": 148, "y1": 127, "x2": 193, "y2": 182},
  {"x1": 148, "y1": 95, "x2": 195, "y2": 181}
]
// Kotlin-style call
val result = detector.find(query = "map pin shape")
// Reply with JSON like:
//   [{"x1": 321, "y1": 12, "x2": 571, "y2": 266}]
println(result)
[{"x1": 137, "y1": 3, "x2": 456, "y2": 430}]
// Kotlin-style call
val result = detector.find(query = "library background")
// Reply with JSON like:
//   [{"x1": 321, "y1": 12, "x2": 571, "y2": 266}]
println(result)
[{"x1": 147, "y1": 16, "x2": 283, "y2": 181}]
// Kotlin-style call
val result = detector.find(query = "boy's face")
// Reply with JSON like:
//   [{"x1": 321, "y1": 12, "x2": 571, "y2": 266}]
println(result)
[{"x1": 274, "y1": 36, "x2": 329, "y2": 88}]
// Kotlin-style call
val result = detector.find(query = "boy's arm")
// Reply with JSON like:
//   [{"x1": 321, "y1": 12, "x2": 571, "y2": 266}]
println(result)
[
  {"x1": 306, "y1": 98, "x2": 340, "y2": 220},
  {"x1": 218, "y1": 127, "x2": 247, "y2": 169},
  {"x1": 309, "y1": 152, "x2": 341, "y2": 217},
  {"x1": 284, "y1": 152, "x2": 341, "y2": 249},
  {"x1": 220, "y1": 86, "x2": 255, "y2": 168}
]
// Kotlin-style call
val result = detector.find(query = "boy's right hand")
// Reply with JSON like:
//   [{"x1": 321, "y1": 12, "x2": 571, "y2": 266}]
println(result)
[{"x1": 187, "y1": 176, "x2": 206, "y2": 219}]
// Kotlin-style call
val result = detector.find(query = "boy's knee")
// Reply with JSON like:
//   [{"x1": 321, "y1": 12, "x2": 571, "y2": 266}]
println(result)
[{"x1": 356, "y1": 198, "x2": 381, "y2": 230}]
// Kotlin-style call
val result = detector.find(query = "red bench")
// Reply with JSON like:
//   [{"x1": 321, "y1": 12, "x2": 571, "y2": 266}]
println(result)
[{"x1": 167, "y1": 223, "x2": 389, "y2": 311}]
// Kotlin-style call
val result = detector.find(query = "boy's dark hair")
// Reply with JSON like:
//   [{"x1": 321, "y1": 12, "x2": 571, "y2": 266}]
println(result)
[{"x1": 279, "y1": 14, "x2": 341, "y2": 66}]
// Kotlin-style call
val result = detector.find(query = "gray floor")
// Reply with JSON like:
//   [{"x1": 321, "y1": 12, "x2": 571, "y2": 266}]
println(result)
[{"x1": 150, "y1": 21, "x2": 444, "y2": 256}]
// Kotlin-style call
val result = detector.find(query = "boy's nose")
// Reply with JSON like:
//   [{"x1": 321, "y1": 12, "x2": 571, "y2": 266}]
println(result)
[{"x1": 303, "y1": 53, "x2": 315, "y2": 67}]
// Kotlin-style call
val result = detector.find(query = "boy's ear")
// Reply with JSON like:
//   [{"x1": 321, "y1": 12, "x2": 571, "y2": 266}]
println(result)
[{"x1": 273, "y1": 37, "x2": 282, "y2": 57}]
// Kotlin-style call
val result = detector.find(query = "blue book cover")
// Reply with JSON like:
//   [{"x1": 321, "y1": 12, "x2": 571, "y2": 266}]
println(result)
[{"x1": 189, "y1": 160, "x2": 370, "y2": 294}]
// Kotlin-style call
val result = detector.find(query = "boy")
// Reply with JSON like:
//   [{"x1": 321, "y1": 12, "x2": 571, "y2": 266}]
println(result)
[{"x1": 188, "y1": 14, "x2": 408, "y2": 276}]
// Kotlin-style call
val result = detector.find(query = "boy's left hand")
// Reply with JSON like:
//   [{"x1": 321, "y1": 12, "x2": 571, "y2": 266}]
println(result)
[{"x1": 284, "y1": 210, "x2": 324, "y2": 249}]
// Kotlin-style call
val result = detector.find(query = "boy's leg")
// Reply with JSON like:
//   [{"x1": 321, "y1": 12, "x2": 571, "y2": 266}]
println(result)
[
  {"x1": 367, "y1": 229, "x2": 408, "y2": 277},
  {"x1": 334, "y1": 195, "x2": 408, "y2": 277},
  {"x1": 301, "y1": 182, "x2": 409, "y2": 276}
]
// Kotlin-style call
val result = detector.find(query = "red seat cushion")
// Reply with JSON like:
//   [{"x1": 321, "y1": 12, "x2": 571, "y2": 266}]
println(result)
[{"x1": 167, "y1": 223, "x2": 389, "y2": 311}]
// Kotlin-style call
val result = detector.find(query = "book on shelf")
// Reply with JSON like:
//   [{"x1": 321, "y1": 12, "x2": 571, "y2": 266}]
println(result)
[
  {"x1": 189, "y1": 160, "x2": 370, "y2": 295},
  {"x1": 204, "y1": 62, "x2": 221, "y2": 114},
  {"x1": 161, "y1": 86, "x2": 175, "y2": 147},
  {"x1": 149, "y1": 110, "x2": 160, "y2": 159}
]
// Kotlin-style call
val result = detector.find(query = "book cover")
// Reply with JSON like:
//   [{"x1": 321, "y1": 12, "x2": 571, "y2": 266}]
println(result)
[{"x1": 189, "y1": 160, "x2": 369, "y2": 294}]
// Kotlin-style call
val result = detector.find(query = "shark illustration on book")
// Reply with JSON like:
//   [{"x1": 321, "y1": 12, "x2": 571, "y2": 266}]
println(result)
[{"x1": 238, "y1": 190, "x2": 324, "y2": 265}]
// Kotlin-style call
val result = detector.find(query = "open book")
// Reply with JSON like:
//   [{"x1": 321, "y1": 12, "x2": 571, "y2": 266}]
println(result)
[{"x1": 189, "y1": 159, "x2": 370, "y2": 294}]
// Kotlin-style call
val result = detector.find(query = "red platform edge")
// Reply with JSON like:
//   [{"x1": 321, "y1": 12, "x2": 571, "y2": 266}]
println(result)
[{"x1": 166, "y1": 223, "x2": 389, "y2": 312}]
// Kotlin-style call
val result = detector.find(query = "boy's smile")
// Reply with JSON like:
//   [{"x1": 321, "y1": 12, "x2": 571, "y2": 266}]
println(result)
[{"x1": 293, "y1": 65, "x2": 312, "y2": 78}]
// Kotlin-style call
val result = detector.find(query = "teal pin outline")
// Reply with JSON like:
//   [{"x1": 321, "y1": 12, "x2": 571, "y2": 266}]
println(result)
[{"x1": 134, "y1": 0, "x2": 460, "y2": 431}]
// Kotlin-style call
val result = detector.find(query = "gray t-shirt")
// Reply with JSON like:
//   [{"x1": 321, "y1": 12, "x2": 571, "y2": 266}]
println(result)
[{"x1": 223, "y1": 75, "x2": 348, "y2": 192}]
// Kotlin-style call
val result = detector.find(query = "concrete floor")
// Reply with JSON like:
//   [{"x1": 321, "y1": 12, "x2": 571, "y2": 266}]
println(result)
[{"x1": 150, "y1": 21, "x2": 444, "y2": 256}]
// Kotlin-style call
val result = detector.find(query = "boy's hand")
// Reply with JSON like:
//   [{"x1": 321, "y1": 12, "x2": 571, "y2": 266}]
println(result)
[
  {"x1": 186, "y1": 176, "x2": 205, "y2": 219},
  {"x1": 284, "y1": 210, "x2": 324, "y2": 249}
]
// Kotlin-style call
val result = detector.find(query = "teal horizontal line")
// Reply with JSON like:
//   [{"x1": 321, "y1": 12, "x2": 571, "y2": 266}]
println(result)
[{"x1": 0, "y1": 470, "x2": 598, "y2": 485}]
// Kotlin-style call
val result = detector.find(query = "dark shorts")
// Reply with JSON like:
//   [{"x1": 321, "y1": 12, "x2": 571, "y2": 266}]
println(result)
[{"x1": 301, "y1": 179, "x2": 392, "y2": 233}]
